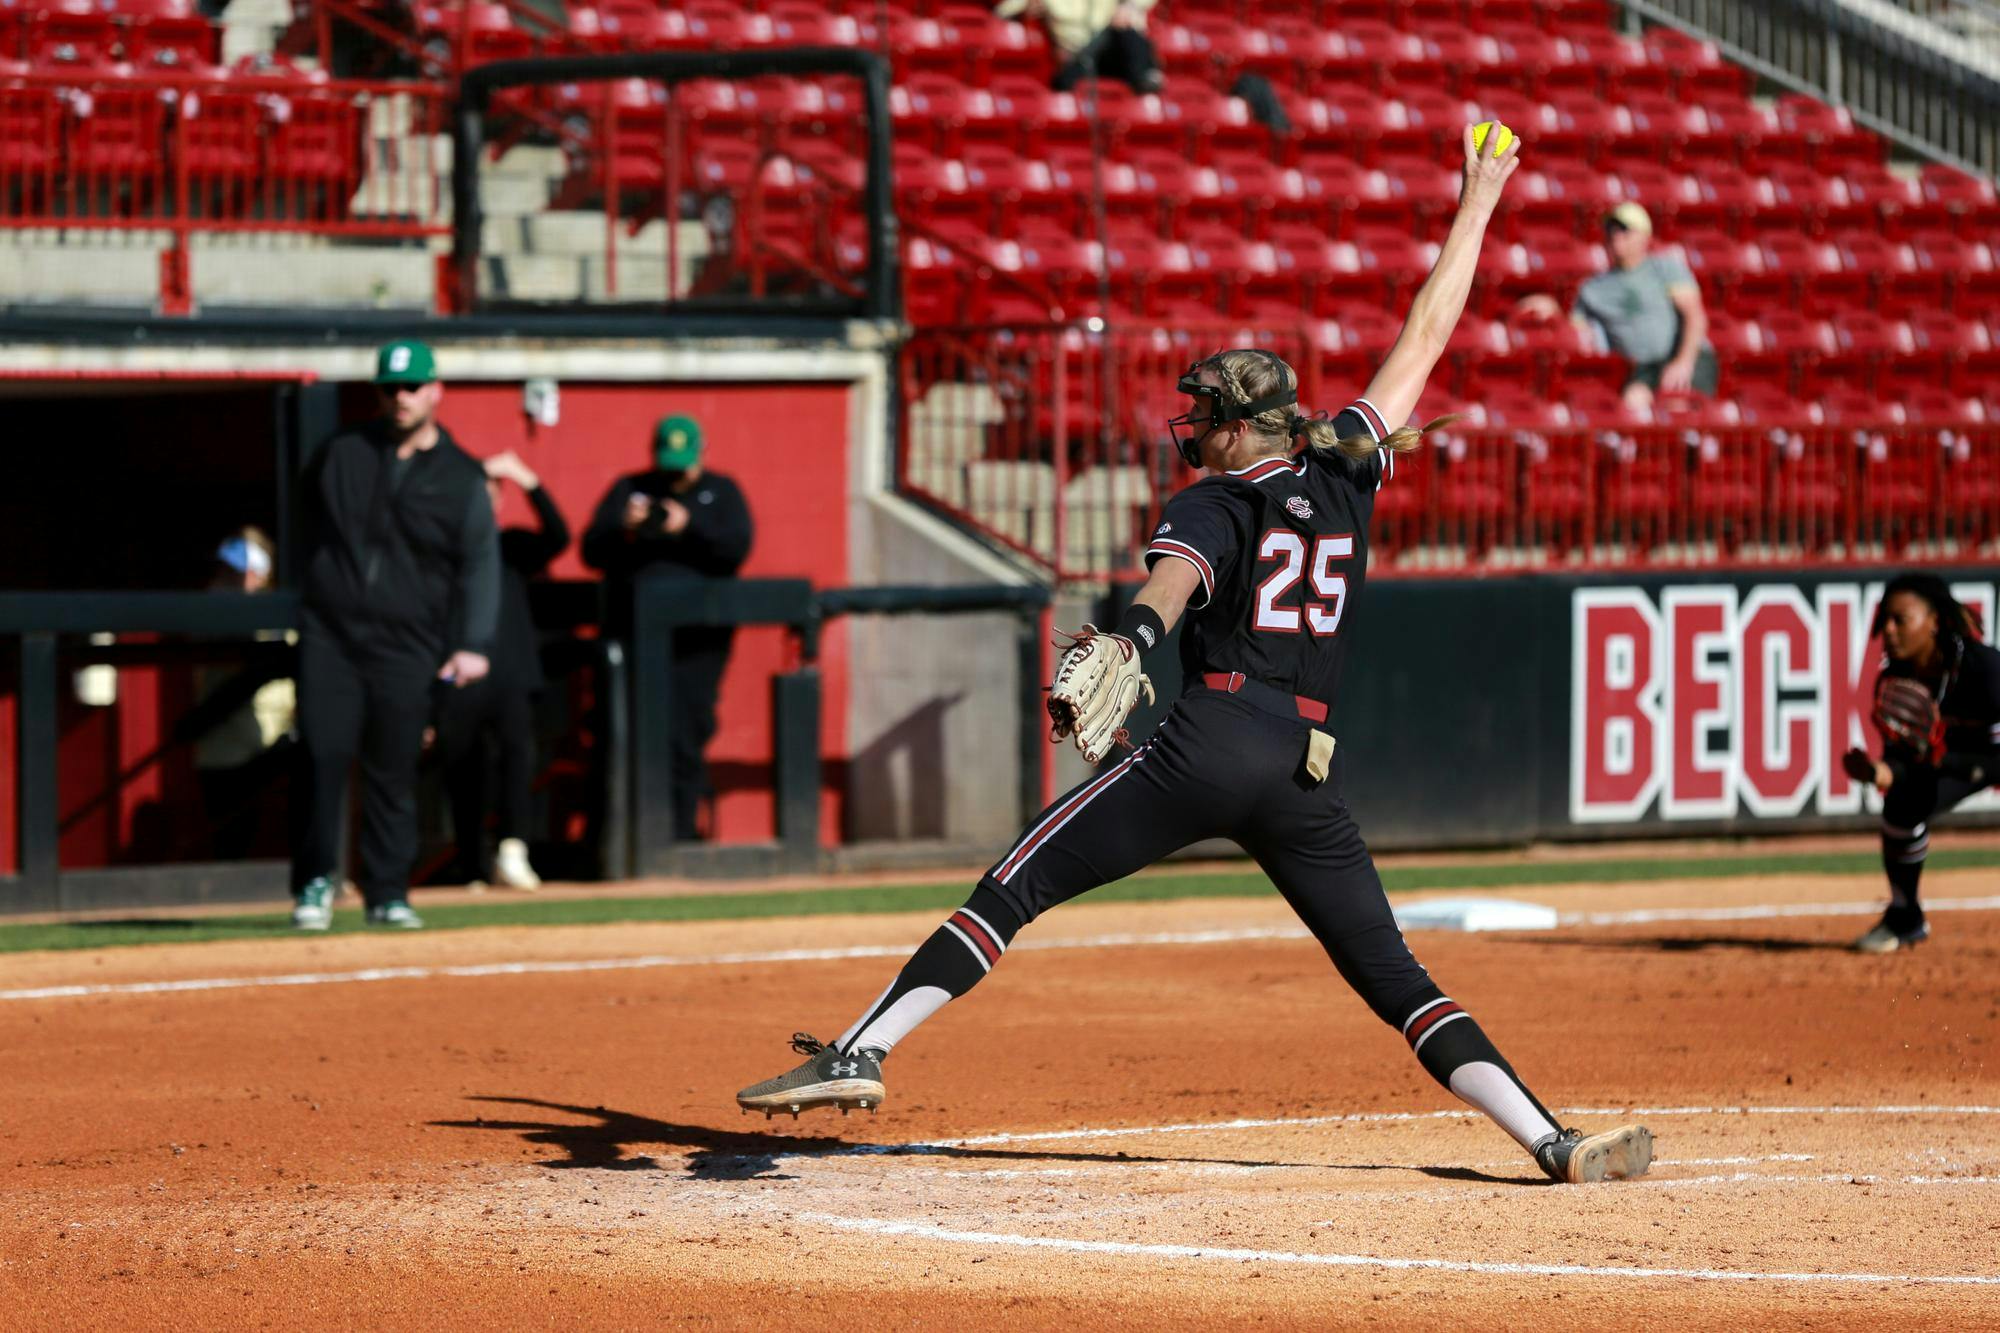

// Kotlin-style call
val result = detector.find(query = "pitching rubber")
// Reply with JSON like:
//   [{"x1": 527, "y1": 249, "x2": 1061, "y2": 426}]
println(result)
[{"x1": 1566, "y1": 1124, "x2": 1655, "y2": 1183}]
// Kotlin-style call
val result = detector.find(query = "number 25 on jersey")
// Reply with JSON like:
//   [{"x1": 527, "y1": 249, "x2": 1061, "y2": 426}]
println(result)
[{"x1": 1254, "y1": 531, "x2": 1353, "y2": 635}]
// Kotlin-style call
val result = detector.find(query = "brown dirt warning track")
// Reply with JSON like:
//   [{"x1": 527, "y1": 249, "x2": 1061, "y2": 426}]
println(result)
[{"x1": 3, "y1": 869, "x2": 1998, "y2": 1330}]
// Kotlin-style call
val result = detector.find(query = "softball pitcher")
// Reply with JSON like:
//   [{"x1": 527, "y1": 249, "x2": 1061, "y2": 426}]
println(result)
[{"x1": 739, "y1": 128, "x2": 1653, "y2": 1184}]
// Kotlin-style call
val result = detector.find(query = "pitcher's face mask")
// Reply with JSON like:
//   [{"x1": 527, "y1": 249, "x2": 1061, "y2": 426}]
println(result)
[{"x1": 1165, "y1": 355, "x2": 1298, "y2": 468}]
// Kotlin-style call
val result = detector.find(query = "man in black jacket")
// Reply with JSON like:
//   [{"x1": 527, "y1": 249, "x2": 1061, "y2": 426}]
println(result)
[
  {"x1": 437, "y1": 449, "x2": 569, "y2": 890},
  {"x1": 581, "y1": 414, "x2": 753, "y2": 841},
  {"x1": 291, "y1": 339, "x2": 500, "y2": 931}
]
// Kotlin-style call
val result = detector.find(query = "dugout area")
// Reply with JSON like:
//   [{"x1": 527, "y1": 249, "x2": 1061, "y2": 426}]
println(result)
[{"x1": 1, "y1": 847, "x2": 1997, "y2": 1329}]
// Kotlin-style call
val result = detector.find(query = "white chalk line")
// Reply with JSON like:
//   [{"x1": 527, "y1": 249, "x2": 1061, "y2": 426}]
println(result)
[
  {"x1": 874, "y1": 1103, "x2": 2000, "y2": 1152},
  {"x1": 5, "y1": 892, "x2": 1998, "y2": 1004},
  {"x1": 878, "y1": 1153, "x2": 1819, "y2": 1181},
  {"x1": 801, "y1": 1212, "x2": 2000, "y2": 1287}
]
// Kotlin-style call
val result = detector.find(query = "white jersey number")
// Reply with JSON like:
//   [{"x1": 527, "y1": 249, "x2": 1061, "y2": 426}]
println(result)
[{"x1": 1254, "y1": 530, "x2": 1354, "y2": 636}]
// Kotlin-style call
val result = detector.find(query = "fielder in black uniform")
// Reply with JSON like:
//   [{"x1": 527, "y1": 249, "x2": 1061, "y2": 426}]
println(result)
[
  {"x1": 1842, "y1": 573, "x2": 2000, "y2": 953},
  {"x1": 739, "y1": 130, "x2": 1652, "y2": 1183}
]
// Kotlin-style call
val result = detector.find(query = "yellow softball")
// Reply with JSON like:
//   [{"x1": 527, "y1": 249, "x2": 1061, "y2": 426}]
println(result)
[{"x1": 1470, "y1": 120, "x2": 1514, "y2": 156}]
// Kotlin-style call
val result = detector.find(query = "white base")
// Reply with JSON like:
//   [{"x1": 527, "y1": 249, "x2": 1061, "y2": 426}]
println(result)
[{"x1": 1393, "y1": 896, "x2": 1560, "y2": 933}]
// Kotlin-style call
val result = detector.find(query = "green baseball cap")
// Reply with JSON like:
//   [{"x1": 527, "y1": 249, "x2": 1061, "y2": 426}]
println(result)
[
  {"x1": 654, "y1": 414, "x2": 703, "y2": 470},
  {"x1": 374, "y1": 338, "x2": 437, "y2": 385}
]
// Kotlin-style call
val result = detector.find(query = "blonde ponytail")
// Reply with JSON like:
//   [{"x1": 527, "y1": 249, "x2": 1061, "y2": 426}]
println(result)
[{"x1": 1294, "y1": 413, "x2": 1462, "y2": 462}]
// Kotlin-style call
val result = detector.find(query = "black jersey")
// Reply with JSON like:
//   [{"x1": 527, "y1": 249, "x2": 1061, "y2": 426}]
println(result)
[
  {"x1": 1144, "y1": 398, "x2": 1397, "y2": 711},
  {"x1": 1880, "y1": 636, "x2": 2000, "y2": 777}
]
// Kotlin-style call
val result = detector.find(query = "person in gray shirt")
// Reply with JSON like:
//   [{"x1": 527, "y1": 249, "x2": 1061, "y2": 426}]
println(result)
[{"x1": 1516, "y1": 201, "x2": 1716, "y2": 412}]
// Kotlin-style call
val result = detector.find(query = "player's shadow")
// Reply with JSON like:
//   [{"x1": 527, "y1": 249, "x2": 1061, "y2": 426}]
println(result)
[
  {"x1": 433, "y1": 1096, "x2": 1525, "y2": 1184},
  {"x1": 1526, "y1": 934, "x2": 1847, "y2": 954}
]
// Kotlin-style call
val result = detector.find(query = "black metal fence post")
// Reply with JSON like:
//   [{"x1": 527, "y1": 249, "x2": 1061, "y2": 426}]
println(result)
[
  {"x1": 772, "y1": 668, "x2": 822, "y2": 851},
  {"x1": 16, "y1": 631, "x2": 59, "y2": 912}
]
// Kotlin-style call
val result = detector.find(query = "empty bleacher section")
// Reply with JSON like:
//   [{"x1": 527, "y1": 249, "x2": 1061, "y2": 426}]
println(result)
[{"x1": 3, "y1": 0, "x2": 1996, "y2": 570}]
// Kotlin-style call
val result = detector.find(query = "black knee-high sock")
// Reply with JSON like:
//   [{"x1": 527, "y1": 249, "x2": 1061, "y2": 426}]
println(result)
[
  {"x1": 1880, "y1": 817, "x2": 1929, "y2": 924},
  {"x1": 834, "y1": 885, "x2": 1023, "y2": 1057},
  {"x1": 1398, "y1": 990, "x2": 1563, "y2": 1152}
]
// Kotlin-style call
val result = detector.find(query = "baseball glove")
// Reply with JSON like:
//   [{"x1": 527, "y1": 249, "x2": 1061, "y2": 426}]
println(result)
[
  {"x1": 1048, "y1": 625, "x2": 1155, "y2": 765},
  {"x1": 1873, "y1": 674, "x2": 1943, "y2": 760}
]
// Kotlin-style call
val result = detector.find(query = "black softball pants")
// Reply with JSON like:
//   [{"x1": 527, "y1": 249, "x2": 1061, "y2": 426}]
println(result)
[
  {"x1": 292, "y1": 618, "x2": 435, "y2": 907},
  {"x1": 979, "y1": 690, "x2": 1435, "y2": 1026},
  {"x1": 1879, "y1": 764, "x2": 1981, "y2": 926},
  {"x1": 436, "y1": 680, "x2": 536, "y2": 874}
]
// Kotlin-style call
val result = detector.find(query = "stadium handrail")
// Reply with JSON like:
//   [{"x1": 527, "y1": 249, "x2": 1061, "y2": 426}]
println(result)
[
  {"x1": 1627, "y1": 0, "x2": 2000, "y2": 176},
  {"x1": 455, "y1": 47, "x2": 898, "y2": 321}
]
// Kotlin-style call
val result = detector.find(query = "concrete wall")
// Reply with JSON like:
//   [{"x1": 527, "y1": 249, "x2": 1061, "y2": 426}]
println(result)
[{"x1": 843, "y1": 496, "x2": 1039, "y2": 847}]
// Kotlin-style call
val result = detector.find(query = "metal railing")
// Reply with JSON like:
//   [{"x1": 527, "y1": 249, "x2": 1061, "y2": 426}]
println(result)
[
  {"x1": 902, "y1": 321, "x2": 2000, "y2": 582},
  {"x1": 1625, "y1": 0, "x2": 2000, "y2": 176},
  {"x1": 0, "y1": 66, "x2": 452, "y2": 314},
  {"x1": 455, "y1": 48, "x2": 896, "y2": 318}
]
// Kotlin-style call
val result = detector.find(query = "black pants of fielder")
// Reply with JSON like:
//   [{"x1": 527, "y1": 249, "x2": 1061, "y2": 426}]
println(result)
[
  {"x1": 292, "y1": 618, "x2": 435, "y2": 908},
  {"x1": 1879, "y1": 764, "x2": 1981, "y2": 928},
  {"x1": 436, "y1": 680, "x2": 536, "y2": 877}
]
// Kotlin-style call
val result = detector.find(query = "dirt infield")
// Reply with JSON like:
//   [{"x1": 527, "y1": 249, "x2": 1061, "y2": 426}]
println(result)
[{"x1": 3, "y1": 869, "x2": 1998, "y2": 1330}]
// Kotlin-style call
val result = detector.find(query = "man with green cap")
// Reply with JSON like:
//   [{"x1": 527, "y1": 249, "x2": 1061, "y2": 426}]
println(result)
[
  {"x1": 582, "y1": 413, "x2": 754, "y2": 841},
  {"x1": 289, "y1": 338, "x2": 501, "y2": 930}
]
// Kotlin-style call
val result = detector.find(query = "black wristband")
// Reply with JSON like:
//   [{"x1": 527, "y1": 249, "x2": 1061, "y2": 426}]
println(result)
[{"x1": 1115, "y1": 603, "x2": 1166, "y2": 660}]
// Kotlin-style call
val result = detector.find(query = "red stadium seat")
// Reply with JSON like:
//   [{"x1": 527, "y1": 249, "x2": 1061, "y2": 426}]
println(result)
[
  {"x1": 1905, "y1": 308, "x2": 1998, "y2": 394},
  {"x1": 888, "y1": 12, "x2": 966, "y2": 75},
  {"x1": 125, "y1": 10, "x2": 218, "y2": 69},
  {"x1": 894, "y1": 148, "x2": 985, "y2": 231},
  {"x1": 1774, "y1": 94, "x2": 1878, "y2": 172},
  {"x1": 0, "y1": 79, "x2": 62, "y2": 205},
  {"x1": 1744, "y1": 310, "x2": 1835, "y2": 394},
  {"x1": 770, "y1": 6, "x2": 867, "y2": 48},
  {"x1": 1643, "y1": 27, "x2": 1743, "y2": 98},
  {"x1": 1904, "y1": 229, "x2": 1996, "y2": 304},
  {"x1": 1535, "y1": 88, "x2": 1623, "y2": 163},
  {"x1": 1012, "y1": 234, "x2": 1104, "y2": 317},
  {"x1": 1610, "y1": 162, "x2": 1699, "y2": 227},
  {"x1": 1899, "y1": 386, "x2": 1988, "y2": 426},
  {"x1": 1747, "y1": 233, "x2": 1841, "y2": 311},
  {"x1": 1838, "y1": 232, "x2": 1932, "y2": 311},
  {"x1": 1620, "y1": 91, "x2": 1703, "y2": 163},
  {"x1": 27, "y1": 2, "x2": 117, "y2": 64},
  {"x1": 176, "y1": 84, "x2": 262, "y2": 209},
  {"x1": 1421, "y1": 27, "x2": 1509, "y2": 98},
  {"x1": 891, "y1": 73, "x2": 992, "y2": 156},
  {"x1": 1858, "y1": 431, "x2": 1944, "y2": 549},
  {"x1": 1680, "y1": 233, "x2": 1764, "y2": 309},
  {"x1": 1554, "y1": 31, "x2": 1669, "y2": 96},
  {"x1": 1487, "y1": 20, "x2": 1567, "y2": 77},
  {"x1": 1258, "y1": 15, "x2": 1342, "y2": 82},
  {"x1": 1687, "y1": 99, "x2": 1780, "y2": 167},
  {"x1": 1678, "y1": 163, "x2": 1769, "y2": 237},
  {"x1": 1388, "y1": 88, "x2": 1482, "y2": 159},
  {"x1": 1509, "y1": 312, "x2": 1625, "y2": 396},
  {"x1": 1921, "y1": 162, "x2": 2000, "y2": 236},
  {"x1": 971, "y1": 5, "x2": 1050, "y2": 77},
  {"x1": 1320, "y1": 21, "x2": 1430, "y2": 89},
  {"x1": 961, "y1": 147, "x2": 1064, "y2": 234},
  {"x1": 1809, "y1": 318, "x2": 1914, "y2": 395}
]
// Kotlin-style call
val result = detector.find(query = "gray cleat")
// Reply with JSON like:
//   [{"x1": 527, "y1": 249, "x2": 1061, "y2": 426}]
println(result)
[
  {"x1": 736, "y1": 1033, "x2": 886, "y2": 1119},
  {"x1": 1536, "y1": 1124, "x2": 1654, "y2": 1183},
  {"x1": 1854, "y1": 917, "x2": 1929, "y2": 953}
]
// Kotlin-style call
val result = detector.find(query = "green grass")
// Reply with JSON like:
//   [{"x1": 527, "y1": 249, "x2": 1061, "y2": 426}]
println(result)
[{"x1": 7, "y1": 846, "x2": 1998, "y2": 956}]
